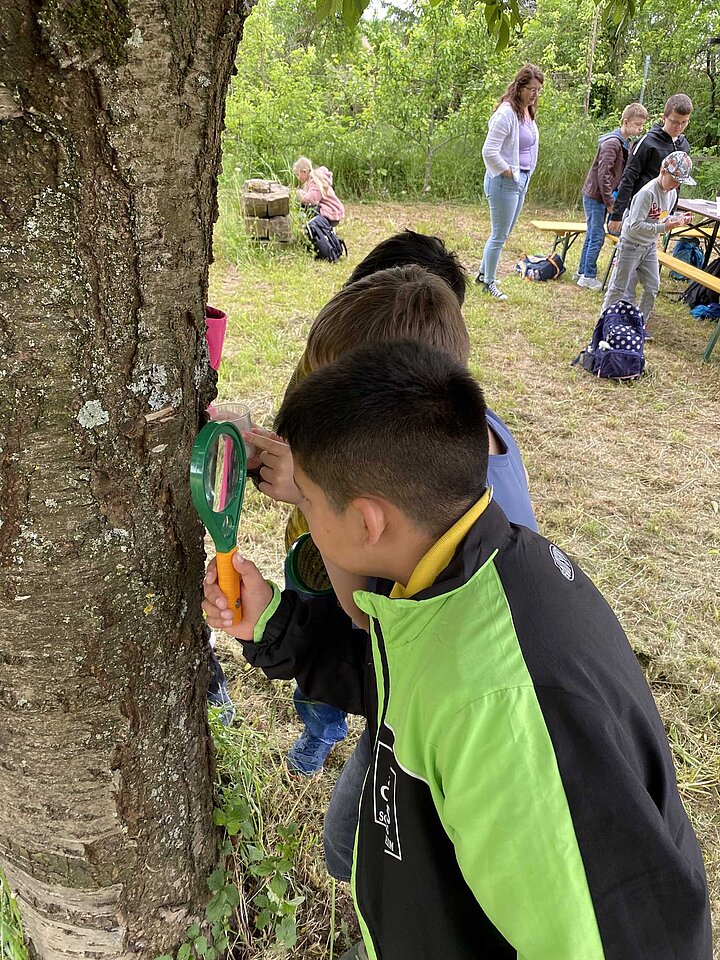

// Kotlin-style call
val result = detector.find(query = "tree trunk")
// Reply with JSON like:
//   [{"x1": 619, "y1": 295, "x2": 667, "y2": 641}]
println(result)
[{"x1": 0, "y1": 1, "x2": 249, "y2": 957}]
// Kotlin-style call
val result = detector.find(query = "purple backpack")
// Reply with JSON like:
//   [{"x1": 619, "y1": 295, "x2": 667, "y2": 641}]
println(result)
[{"x1": 572, "y1": 300, "x2": 646, "y2": 380}]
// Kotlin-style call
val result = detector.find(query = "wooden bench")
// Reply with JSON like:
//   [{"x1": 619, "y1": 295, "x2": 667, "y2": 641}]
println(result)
[
  {"x1": 529, "y1": 221, "x2": 588, "y2": 260},
  {"x1": 531, "y1": 220, "x2": 708, "y2": 259},
  {"x1": 656, "y1": 251, "x2": 720, "y2": 361}
]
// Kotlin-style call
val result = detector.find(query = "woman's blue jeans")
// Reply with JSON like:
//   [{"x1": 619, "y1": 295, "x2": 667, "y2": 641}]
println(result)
[
  {"x1": 578, "y1": 195, "x2": 607, "y2": 279},
  {"x1": 480, "y1": 170, "x2": 530, "y2": 283}
]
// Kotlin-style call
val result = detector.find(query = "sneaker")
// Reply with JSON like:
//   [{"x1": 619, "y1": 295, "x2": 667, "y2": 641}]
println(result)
[
  {"x1": 482, "y1": 281, "x2": 508, "y2": 301},
  {"x1": 572, "y1": 271, "x2": 583, "y2": 281},
  {"x1": 207, "y1": 677, "x2": 236, "y2": 726},
  {"x1": 287, "y1": 730, "x2": 334, "y2": 776},
  {"x1": 338, "y1": 942, "x2": 369, "y2": 960},
  {"x1": 644, "y1": 327, "x2": 654, "y2": 342},
  {"x1": 474, "y1": 272, "x2": 485, "y2": 285},
  {"x1": 577, "y1": 275, "x2": 603, "y2": 291}
]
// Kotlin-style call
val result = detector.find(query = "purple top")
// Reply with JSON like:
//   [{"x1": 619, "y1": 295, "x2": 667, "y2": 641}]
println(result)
[{"x1": 518, "y1": 120, "x2": 536, "y2": 171}]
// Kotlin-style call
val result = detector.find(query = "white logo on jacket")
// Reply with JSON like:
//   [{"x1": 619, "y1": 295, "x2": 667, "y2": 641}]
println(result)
[
  {"x1": 373, "y1": 740, "x2": 402, "y2": 860},
  {"x1": 550, "y1": 543, "x2": 575, "y2": 581}
]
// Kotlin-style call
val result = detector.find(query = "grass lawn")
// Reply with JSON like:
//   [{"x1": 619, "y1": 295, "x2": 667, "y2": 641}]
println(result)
[{"x1": 209, "y1": 199, "x2": 720, "y2": 957}]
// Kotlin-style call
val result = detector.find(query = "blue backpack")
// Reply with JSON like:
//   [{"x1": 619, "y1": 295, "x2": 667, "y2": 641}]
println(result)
[
  {"x1": 304, "y1": 214, "x2": 347, "y2": 262},
  {"x1": 670, "y1": 238, "x2": 703, "y2": 280},
  {"x1": 572, "y1": 299, "x2": 646, "y2": 380}
]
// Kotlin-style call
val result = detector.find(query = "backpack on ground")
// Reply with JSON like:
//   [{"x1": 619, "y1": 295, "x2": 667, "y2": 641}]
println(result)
[
  {"x1": 669, "y1": 238, "x2": 703, "y2": 280},
  {"x1": 515, "y1": 252, "x2": 565, "y2": 281},
  {"x1": 571, "y1": 299, "x2": 645, "y2": 380},
  {"x1": 682, "y1": 256, "x2": 720, "y2": 310},
  {"x1": 304, "y1": 214, "x2": 347, "y2": 262}
]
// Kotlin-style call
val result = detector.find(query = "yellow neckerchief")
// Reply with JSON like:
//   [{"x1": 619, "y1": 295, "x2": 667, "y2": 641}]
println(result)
[{"x1": 390, "y1": 489, "x2": 492, "y2": 600}]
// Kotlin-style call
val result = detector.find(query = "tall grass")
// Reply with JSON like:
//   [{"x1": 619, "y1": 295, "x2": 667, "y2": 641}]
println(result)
[{"x1": 0, "y1": 872, "x2": 27, "y2": 960}]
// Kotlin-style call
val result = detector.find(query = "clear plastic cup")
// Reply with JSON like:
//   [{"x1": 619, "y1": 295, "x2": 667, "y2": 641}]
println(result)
[{"x1": 209, "y1": 402, "x2": 254, "y2": 458}]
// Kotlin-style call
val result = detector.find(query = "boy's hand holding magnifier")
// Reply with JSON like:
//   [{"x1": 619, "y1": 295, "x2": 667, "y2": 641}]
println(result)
[{"x1": 203, "y1": 554, "x2": 273, "y2": 642}]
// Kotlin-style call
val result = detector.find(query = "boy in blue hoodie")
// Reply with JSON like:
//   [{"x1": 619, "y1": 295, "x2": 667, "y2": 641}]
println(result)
[{"x1": 576, "y1": 103, "x2": 648, "y2": 290}]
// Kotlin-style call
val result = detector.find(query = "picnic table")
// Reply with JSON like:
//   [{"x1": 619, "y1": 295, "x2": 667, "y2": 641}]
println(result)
[
  {"x1": 531, "y1": 211, "x2": 720, "y2": 361},
  {"x1": 675, "y1": 198, "x2": 720, "y2": 268}
]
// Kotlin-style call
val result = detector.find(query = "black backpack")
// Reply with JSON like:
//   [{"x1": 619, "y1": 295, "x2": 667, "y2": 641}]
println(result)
[
  {"x1": 572, "y1": 299, "x2": 646, "y2": 381},
  {"x1": 682, "y1": 256, "x2": 720, "y2": 310},
  {"x1": 515, "y1": 252, "x2": 565, "y2": 281},
  {"x1": 304, "y1": 214, "x2": 347, "y2": 262}
]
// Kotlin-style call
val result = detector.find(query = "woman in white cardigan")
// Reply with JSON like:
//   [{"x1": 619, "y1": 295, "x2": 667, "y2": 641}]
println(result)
[{"x1": 477, "y1": 64, "x2": 544, "y2": 301}]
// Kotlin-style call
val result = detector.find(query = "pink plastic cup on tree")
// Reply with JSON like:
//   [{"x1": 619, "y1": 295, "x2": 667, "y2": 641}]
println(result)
[{"x1": 205, "y1": 305, "x2": 227, "y2": 372}]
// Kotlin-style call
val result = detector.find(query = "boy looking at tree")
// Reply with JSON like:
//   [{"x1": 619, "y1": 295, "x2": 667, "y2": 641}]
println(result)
[
  {"x1": 245, "y1": 262, "x2": 536, "y2": 885},
  {"x1": 203, "y1": 340, "x2": 711, "y2": 960},
  {"x1": 602, "y1": 151, "x2": 695, "y2": 334},
  {"x1": 576, "y1": 102, "x2": 648, "y2": 290},
  {"x1": 258, "y1": 233, "x2": 535, "y2": 781}
]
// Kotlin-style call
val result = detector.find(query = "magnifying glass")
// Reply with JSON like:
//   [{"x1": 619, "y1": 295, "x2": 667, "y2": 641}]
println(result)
[
  {"x1": 190, "y1": 421, "x2": 247, "y2": 623},
  {"x1": 285, "y1": 533, "x2": 334, "y2": 597}
]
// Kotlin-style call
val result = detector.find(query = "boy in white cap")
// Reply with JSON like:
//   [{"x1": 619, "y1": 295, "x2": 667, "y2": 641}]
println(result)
[{"x1": 602, "y1": 150, "x2": 696, "y2": 337}]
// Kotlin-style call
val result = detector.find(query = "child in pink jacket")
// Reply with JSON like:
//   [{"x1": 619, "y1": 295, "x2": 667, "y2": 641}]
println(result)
[{"x1": 293, "y1": 156, "x2": 345, "y2": 225}]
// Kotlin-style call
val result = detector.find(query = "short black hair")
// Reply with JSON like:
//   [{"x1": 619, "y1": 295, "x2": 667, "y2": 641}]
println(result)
[
  {"x1": 344, "y1": 230, "x2": 468, "y2": 306},
  {"x1": 275, "y1": 341, "x2": 488, "y2": 537}
]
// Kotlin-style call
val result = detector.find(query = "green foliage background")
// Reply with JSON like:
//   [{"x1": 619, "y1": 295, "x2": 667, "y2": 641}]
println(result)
[{"x1": 223, "y1": 0, "x2": 720, "y2": 206}]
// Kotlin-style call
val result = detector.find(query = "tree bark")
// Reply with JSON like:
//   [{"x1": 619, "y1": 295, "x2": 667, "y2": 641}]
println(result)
[{"x1": 0, "y1": 1, "x2": 250, "y2": 956}]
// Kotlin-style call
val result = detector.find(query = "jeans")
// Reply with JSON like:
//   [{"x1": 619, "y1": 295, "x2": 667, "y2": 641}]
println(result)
[
  {"x1": 602, "y1": 237, "x2": 659, "y2": 323},
  {"x1": 480, "y1": 170, "x2": 530, "y2": 283},
  {"x1": 578, "y1": 195, "x2": 607, "y2": 279},
  {"x1": 324, "y1": 725, "x2": 372, "y2": 880}
]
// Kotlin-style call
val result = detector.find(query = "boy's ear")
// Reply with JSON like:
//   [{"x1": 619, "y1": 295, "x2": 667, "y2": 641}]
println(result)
[{"x1": 351, "y1": 497, "x2": 390, "y2": 547}]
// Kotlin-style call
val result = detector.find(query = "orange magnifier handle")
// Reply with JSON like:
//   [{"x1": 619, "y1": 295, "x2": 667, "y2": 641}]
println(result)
[{"x1": 216, "y1": 547, "x2": 242, "y2": 624}]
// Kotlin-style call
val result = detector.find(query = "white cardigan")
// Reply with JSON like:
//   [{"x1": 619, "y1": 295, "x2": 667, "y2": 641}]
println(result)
[{"x1": 482, "y1": 101, "x2": 539, "y2": 182}]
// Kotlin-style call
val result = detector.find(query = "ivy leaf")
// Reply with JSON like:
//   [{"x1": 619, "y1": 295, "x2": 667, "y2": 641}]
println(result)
[
  {"x1": 269, "y1": 874, "x2": 288, "y2": 900},
  {"x1": 177, "y1": 944, "x2": 191, "y2": 960},
  {"x1": 208, "y1": 869, "x2": 226, "y2": 893},
  {"x1": 275, "y1": 916, "x2": 297, "y2": 948},
  {"x1": 224, "y1": 884, "x2": 241, "y2": 908},
  {"x1": 194, "y1": 937, "x2": 208, "y2": 957}
]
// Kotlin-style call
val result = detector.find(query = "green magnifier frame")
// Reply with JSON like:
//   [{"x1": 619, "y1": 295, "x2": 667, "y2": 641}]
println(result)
[
  {"x1": 190, "y1": 420, "x2": 247, "y2": 623},
  {"x1": 286, "y1": 533, "x2": 334, "y2": 597}
]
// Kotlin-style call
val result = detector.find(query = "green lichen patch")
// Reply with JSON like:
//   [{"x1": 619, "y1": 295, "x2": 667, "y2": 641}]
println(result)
[{"x1": 40, "y1": 0, "x2": 133, "y2": 69}]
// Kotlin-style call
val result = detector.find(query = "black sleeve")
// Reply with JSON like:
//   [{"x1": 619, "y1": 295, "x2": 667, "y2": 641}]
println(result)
[
  {"x1": 242, "y1": 590, "x2": 369, "y2": 716},
  {"x1": 610, "y1": 139, "x2": 648, "y2": 220}
]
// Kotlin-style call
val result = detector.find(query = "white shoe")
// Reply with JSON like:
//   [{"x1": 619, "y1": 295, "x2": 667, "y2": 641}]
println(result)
[
  {"x1": 482, "y1": 281, "x2": 508, "y2": 301},
  {"x1": 572, "y1": 271, "x2": 583, "y2": 281},
  {"x1": 577, "y1": 275, "x2": 603, "y2": 291}
]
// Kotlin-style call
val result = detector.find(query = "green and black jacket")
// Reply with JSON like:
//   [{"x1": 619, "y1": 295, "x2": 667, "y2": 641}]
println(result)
[{"x1": 245, "y1": 501, "x2": 712, "y2": 959}]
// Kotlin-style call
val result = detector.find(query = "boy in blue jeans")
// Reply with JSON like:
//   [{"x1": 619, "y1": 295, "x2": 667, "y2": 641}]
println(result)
[
  {"x1": 204, "y1": 341, "x2": 711, "y2": 960},
  {"x1": 577, "y1": 102, "x2": 648, "y2": 290}
]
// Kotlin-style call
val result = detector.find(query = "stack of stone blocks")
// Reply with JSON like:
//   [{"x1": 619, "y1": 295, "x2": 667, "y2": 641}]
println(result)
[{"x1": 242, "y1": 179, "x2": 291, "y2": 242}]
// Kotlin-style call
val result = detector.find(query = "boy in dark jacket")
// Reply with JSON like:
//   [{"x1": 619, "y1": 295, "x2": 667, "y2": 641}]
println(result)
[
  {"x1": 203, "y1": 340, "x2": 712, "y2": 960},
  {"x1": 608, "y1": 93, "x2": 693, "y2": 234},
  {"x1": 576, "y1": 102, "x2": 648, "y2": 290}
]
